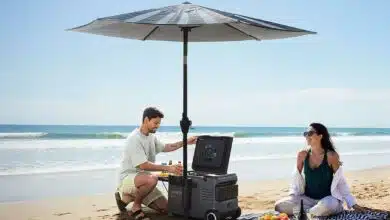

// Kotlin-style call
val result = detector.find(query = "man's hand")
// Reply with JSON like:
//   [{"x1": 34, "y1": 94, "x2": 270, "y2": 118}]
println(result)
[
  {"x1": 297, "y1": 150, "x2": 308, "y2": 173},
  {"x1": 167, "y1": 164, "x2": 183, "y2": 175},
  {"x1": 187, "y1": 136, "x2": 197, "y2": 145}
]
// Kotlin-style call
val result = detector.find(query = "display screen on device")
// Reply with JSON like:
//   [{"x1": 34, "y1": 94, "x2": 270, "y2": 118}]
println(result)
[{"x1": 192, "y1": 136, "x2": 233, "y2": 174}]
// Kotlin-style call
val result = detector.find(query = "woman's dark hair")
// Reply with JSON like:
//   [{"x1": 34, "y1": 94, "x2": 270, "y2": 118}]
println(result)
[{"x1": 310, "y1": 122, "x2": 336, "y2": 152}]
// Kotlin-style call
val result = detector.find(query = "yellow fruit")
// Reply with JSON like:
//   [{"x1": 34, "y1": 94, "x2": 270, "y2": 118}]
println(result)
[
  {"x1": 263, "y1": 215, "x2": 271, "y2": 220},
  {"x1": 279, "y1": 213, "x2": 288, "y2": 218},
  {"x1": 271, "y1": 215, "x2": 280, "y2": 220},
  {"x1": 159, "y1": 172, "x2": 168, "y2": 177}
]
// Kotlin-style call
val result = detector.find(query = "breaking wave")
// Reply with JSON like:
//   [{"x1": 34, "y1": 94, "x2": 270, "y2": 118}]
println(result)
[{"x1": 2, "y1": 130, "x2": 390, "y2": 140}]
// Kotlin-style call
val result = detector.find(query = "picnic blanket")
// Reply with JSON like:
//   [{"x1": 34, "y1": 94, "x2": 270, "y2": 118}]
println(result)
[
  {"x1": 238, "y1": 210, "x2": 389, "y2": 220},
  {"x1": 314, "y1": 210, "x2": 389, "y2": 220}
]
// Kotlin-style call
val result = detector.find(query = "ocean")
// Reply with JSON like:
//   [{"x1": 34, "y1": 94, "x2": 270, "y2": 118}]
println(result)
[{"x1": 1, "y1": 124, "x2": 390, "y2": 203}]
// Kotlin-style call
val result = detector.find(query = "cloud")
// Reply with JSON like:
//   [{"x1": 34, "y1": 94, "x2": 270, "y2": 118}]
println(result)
[
  {"x1": 1, "y1": 88, "x2": 390, "y2": 127},
  {"x1": 295, "y1": 88, "x2": 390, "y2": 102},
  {"x1": 188, "y1": 88, "x2": 390, "y2": 127}
]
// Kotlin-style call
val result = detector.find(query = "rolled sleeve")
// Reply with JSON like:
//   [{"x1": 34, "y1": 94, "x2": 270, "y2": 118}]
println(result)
[
  {"x1": 332, "y1": 166, "x2": 357, "y2": 209},
  {"x1": 289, "y1": 166, "x2": 305, "y2": 196},
  {"x1": 154, "y1": 136, "x2": 165, "y2": 153},
  {"x1": 338, "y1": 174, "x2": 357, "y2": 209}
]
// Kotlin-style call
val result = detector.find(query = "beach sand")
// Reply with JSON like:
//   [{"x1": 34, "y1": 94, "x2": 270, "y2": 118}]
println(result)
[{"x1": 0, "y1": 166, "x2": 389, "y2": 220}]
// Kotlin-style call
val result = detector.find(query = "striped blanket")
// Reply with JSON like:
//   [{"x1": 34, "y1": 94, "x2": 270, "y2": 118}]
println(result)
[
  {"x1": 314, "y1": 210, "x2": 388, "y2": 220},
  {"x1": 238, "y1": 210, "x2": 389, "y2": 220}
]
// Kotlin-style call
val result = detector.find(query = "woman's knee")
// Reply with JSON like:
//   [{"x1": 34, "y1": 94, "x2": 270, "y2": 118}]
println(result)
[
  {"x1": 274, "y1": 196, "x2": 296, "y2": 215},
  {"x1": 309, "y1": 196, "x2": 343, "y2": 216}
]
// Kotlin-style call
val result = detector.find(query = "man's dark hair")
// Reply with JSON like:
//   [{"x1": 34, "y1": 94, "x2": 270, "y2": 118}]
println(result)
[{"x1": 142, "y1": 107, "x2": 164, "y2": 122}]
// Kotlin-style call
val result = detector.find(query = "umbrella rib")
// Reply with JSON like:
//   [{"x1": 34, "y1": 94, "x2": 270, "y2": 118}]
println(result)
[
  {"x1": 142, "y1": 26, "x2": 159, "y2": 40},
  {"x1": 224, "y1": 23, "x2": 260, "y2": 40}
]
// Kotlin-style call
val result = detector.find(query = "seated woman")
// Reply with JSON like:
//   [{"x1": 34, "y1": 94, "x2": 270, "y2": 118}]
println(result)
[{"x1": 274, "y1": 123, "x2": 366, "y2": 217}]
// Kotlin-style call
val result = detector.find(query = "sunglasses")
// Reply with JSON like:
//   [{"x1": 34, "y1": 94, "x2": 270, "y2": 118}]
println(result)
[{"x1": 303, "y1": 130, "x2": 316, "y2": 137}]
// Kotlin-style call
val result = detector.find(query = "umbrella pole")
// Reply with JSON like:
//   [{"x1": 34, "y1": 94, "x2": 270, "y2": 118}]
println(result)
[{"x1": 180, "y1": 27, "x2": 191, "y2": 220}]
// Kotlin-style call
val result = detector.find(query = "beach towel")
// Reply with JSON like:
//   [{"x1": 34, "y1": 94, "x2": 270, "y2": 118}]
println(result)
[{"x1": 238, "y1": 210, "x2": 389, "y2": 220}]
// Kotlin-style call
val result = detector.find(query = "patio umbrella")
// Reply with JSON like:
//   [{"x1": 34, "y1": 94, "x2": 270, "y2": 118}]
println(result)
[{"x1": 68, "y1": 1, "x2": 315, "y2": 217}]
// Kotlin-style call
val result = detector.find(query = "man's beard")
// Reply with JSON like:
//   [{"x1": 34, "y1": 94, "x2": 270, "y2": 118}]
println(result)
[{"x1": 149, "y1": 128, "x2": 157, "y2": 133}]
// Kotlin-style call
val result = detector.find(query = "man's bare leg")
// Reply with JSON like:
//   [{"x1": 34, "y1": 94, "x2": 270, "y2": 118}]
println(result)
[
  {"x1": 131, "y1": 173, "x2": 158, "y2": 217},
  {"x1": 147, "y1": 197, "x2": 168, "y2": 214},
  {"x1": 121, "y1": 193, "x2": 134, "y2": 205}
]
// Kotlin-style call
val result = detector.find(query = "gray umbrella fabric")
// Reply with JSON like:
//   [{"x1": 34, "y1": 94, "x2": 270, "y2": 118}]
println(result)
[
  {"x1": 68, "y1": 2, "x2": 315, "y2": 218},
  {"x1": 69, "y1": 1, "x2": 315, "y2": 42}
]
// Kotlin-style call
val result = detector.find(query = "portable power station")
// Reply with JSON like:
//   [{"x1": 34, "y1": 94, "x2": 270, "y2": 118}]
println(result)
[{"x1": 167, "y1": 135, "x2": 241, "y2": 220}]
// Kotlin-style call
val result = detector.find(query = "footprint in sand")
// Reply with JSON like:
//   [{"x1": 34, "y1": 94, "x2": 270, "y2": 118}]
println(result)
[
  {"x1": 97, "y1": 208, "x2": 109, "y2": 212},
  {"x1": 54, "y1": 212, "x2": 72, "y2": 216},
  {"x1": 98, "y1": 214, "x2": 112, "y2": 219}
]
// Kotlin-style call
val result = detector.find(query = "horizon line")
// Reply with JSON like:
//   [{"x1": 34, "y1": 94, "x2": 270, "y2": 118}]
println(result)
[{"x1": 0, "y1": 123, "x2": 390, "y2": 129}]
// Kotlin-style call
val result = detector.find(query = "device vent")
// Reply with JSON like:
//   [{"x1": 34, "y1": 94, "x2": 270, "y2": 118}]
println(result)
[
  {"x1": 200, "y1": 188, "x2": 213, "y2": 201},
  {"x1": 216, "y1": 184, "x2": 238, "y2": 201}
]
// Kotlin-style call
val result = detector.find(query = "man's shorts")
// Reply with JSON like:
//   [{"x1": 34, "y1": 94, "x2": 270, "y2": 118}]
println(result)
[{"x1": 117, "y1": 174, "x2": 166, "y2": 206}]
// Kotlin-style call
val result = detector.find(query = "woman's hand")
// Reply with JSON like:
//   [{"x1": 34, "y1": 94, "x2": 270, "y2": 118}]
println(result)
[{"x1": 297, "y1": 150, "x2": 308, "y2": 173}]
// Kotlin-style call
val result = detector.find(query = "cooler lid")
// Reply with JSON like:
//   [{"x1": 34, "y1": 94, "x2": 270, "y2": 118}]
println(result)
[{"x1": 191, "y1": 135, "x2": 233, "y2": 175}]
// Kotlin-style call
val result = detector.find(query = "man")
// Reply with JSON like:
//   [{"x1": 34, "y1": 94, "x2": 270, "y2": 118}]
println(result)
[{"x1": 115, "y1": 107, "x2": 197, "y2": 220}]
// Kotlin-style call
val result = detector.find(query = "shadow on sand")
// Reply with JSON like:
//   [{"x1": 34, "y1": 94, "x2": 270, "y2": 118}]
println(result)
[{"x1": 113, "y1": 207, "x2": 186, "y2": 220}]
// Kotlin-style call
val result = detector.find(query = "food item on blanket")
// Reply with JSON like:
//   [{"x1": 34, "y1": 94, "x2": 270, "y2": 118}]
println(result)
[
  {"x1": 279, "y1": 213, "x2": 289, "y2": 220},
  {"x1": 279, "y1": 213, "x2": 288, "y2": 218},
  {"x1": 259, "y1": 211, "x2": 290, "y2": 220},
  {"x1": 262, "y1": 215, "x2": 269, "y2": 220},
  {"x1": 261, "y1": 214, "x2": 272, "y2": 220}
]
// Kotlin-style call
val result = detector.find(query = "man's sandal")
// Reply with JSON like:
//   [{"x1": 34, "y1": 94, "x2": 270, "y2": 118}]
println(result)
[
  {"x1": 115, "y1": 191, "x2": 128, "y2": 212},
  {"x1": 131, "y1": 209, "x2": 151, "y2": 220}
]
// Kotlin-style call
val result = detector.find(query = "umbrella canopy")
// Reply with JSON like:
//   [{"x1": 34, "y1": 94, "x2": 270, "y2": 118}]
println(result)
[
  {"x1": 68, "y1": 2, "x2": 315, "y2": 218},
  {"x1": 69, "y1": 1, "x2": 315, "y2": 42}
]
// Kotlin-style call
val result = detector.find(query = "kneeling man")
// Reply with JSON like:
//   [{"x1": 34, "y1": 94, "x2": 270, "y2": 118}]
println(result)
[{"x1": 115, "y1": 107, "x2": 197, "y2": 220}]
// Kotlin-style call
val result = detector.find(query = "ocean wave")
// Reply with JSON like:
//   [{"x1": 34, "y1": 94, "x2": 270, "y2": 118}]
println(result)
[
  {"x1": 2, "y1": 130, "x2": 390, "y2": 140},
  {"x1": 0, "y1": 139, "x2": 125, "y2": 150},
  {"x1": 0, "y1": 164, "x2": 119, "y2": 176},
  {"x1": 2, "y1": 150, "x2": 390, "y2": 176},
  {"x1": 2, "y1": 135, "x2": 390, "y2": 150},
  {"x1": 0, "y1": 132, "x2": 48, "y2": 138},
  {"x1": 0, "y1": 132, "x2": 129, "y2": 139},
  {"x1": 0, "y1": 131, "x2": 236, "y2": 140}
]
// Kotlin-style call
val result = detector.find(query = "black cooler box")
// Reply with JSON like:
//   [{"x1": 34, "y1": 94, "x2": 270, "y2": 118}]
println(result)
[{"x1": 167, "y1": 135, "x2": 241, "y2": 220}]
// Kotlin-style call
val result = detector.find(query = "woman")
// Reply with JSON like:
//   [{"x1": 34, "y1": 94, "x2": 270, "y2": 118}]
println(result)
[{"x1": 274, "y1": 123, "x2": 367, "y2": 217}]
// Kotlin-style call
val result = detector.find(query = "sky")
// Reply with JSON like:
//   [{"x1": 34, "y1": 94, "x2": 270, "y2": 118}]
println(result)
[{"x1": 1, "y1": 0, "x2": 390, "y2": 127}]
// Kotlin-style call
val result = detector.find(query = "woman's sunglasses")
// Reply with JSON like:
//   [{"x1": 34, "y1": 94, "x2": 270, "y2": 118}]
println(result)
[{"x1": 303, "y1": 130, "x2": 316, "y2": 137}]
